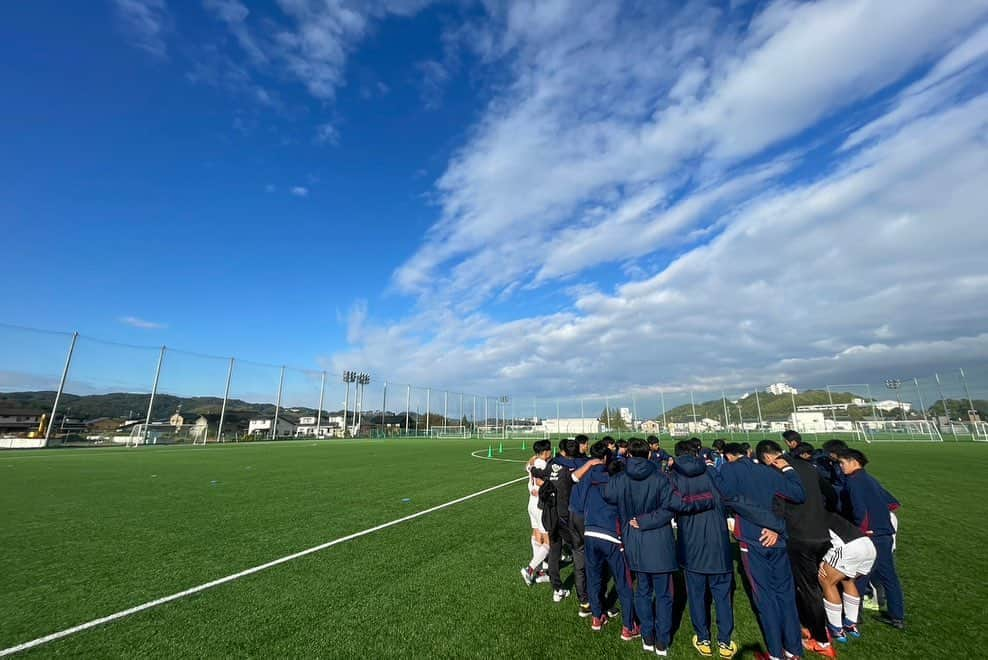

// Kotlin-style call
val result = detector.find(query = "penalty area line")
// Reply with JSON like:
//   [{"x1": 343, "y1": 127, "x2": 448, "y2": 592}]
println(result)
[{"x1": 0, "y1": 475, "x2": 528, "y2": 657}]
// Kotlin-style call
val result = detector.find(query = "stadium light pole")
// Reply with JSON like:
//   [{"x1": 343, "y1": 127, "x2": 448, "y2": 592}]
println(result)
[
  {"x1": 913, "y1": 377, "x2": 928, "y2": 424},
  {"x1": 885, "y1": 379, "x2": 904, "y2": 422},
  {"x1": 721, "y1": 392, "x2": 731, "y2": 440},
  {"x1": 142, "y1": 346, "x2": 166, "y2": 447},
  {"x1": 382, "y1": 380, "x2": 388, "y2": 437},
  {"x1": 356, "y1": 373, "x2": 370, "y2": 434},
  {"x1": 660, "y1": 391, "x2": 668, "y2": 437},
  {"x1": 425, "y1": 387, "x2": 431, "y2": 431},
  {"x1": 605, "y1": 395, "x2": 611, "y2": 432},
  {"x1": 45, "y1": 331, "x2": 78, "y2": 447},
  {"x1": 459, "y1": 392, "x2": 463, "y2": 428},
  {"x1": 500, "y1": 395, "x2": 510, "y2": 436},
  {"x1": 217, "y1": 357, "x2": 235, "y2": 444},
  {"x1": 754, "y1": 390, "x2": 764, "y2": 429},
  {"x1": 443, "y1": 390, "x2": 448, "y2": 432},
  {"x1": 342, "y1": 370, "x2": 355, "y2": 438},
  {"x1": 272, "y1": 366, "x2": 285, "y2": 440}
]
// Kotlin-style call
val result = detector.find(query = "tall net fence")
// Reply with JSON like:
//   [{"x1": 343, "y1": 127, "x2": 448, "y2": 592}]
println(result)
[{"x1": 2, "y1": 322, "x2": 986, "y2": 447}]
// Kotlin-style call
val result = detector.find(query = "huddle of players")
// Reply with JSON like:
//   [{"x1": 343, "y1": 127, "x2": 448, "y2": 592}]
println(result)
[{"x1": 522, "y1": 432, "x2": 904, "y2": 660}]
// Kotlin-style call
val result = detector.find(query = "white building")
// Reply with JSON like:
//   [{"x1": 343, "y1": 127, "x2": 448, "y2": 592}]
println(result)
[
  {"x1": 767, "y1": 383, "x2": 798, "y2": 395},
  {"x1": 541, "y1": 418, "x2": 603, "y2": 434},
  {"x1": 788, "y1": 412, "x2": 856, "y2": 433},
  {"x1": 874, "y1": 400, "x2": 912, "y2": 413},
  {"x1": 618, "y1": 407, "x2": 633, "y2": 426},
  {"x1": 295, "y1": 415, "x2": 345, "y2": 438},
  {"x1": 248, "y1": 417, "x2": 297, "y2": 437},
  {"x1": 640, "y1": 419, "x2": 662, "y2": 434}
]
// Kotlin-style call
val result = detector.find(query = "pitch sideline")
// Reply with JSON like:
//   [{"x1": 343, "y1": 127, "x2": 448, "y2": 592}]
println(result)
[{"x1": 0, "y1": 475, "x2": 527, "y2": 657}]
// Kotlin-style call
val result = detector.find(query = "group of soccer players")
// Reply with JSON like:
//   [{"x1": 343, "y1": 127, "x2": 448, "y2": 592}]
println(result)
[{"x1": 521, "y1": 432, "x2": 904, "y2": 659}]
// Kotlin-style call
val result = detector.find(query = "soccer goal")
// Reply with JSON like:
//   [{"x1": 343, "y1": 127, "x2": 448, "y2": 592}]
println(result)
[
  {"x1": 428, "y1": 426, "x2": 470, "y2": 439},
  {"x1": 505, "y1": 424, "x2": 550, "y2": 439},
  {"x1": 856, "y1": 420, "x2": 943, "y2": 442},
  {"x1": 476, "y1": 425, "x2": 505, "y2": 439}
]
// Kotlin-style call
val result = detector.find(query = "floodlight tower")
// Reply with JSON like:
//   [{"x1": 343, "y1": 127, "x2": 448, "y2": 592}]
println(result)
[
  {"x1": 356, "y1": 372, "x2": 371, "y2": 433},
  {"x1": 885, "y1": 379, "x2": 905, "y2": 421},
  {"x1": 342, "y1": 370, "x2": 356, "y2": 437}
]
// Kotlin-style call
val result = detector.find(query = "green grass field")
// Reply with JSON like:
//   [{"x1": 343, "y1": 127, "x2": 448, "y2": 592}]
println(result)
[{"x1": 1, "y1": 439, "x2": 986, "y2": 658}]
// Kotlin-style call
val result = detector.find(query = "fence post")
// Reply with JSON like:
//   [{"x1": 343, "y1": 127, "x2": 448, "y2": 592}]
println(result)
[
  {"x1": 45, "y1": 331, "x2": 78, "y2": 447},
  {"x1": 722, "y1": 392, "x2": 731, "y2": 440},
  {"x1": 272, "y1": 366, "x2": 285, "y2": 440},
  {"x1": 142, "y1": 346, "x2": 166, "y2": 447},
  {"x1": 755, "y1": 390, "x2": 764, "y2": 428},
  {"x1": 316, "y1": 371, "x2": 326, "y2": 437},
  {"x1": 660, "y1": 391, "x2": 668, "y2": 436},
  {"x1": 426, "y1": 388, "x2": 431, "y2": 431},
  {"x1": 217, "y1": 357, "x2": 234, "y2": 443},
  {"x1": 443, "y1": 390, "x2": 448, "y2": 431}
]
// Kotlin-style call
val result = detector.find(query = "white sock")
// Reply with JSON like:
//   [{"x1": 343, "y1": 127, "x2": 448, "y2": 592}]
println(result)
[
  {"x1": 824, "y1": 599, "x2": 844, "y2": 629},
  {"x1": 530, "y1": 537, "x2": 539, "y2": 563},
  {"x1": 842, "y1": 594, "x2": 860, "y2": 624},
  {"x1": 529, "y1": 543, "x2": 550, "y2": 570}
]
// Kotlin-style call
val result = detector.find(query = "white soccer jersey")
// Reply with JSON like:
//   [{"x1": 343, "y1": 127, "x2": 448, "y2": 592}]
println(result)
[{"x1": 527, "y1": 458, "x2": 547, "y2": 500}]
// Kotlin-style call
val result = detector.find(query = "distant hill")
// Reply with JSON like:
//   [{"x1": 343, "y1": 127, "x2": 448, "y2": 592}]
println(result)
[{"x1": 0, "y1": 391, "x2": 320, "y2": 422}]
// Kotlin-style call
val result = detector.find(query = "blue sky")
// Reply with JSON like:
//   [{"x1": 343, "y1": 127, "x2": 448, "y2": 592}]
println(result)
[{"x1": 2, "y1": 0, "x2": 988, "y2": 404}]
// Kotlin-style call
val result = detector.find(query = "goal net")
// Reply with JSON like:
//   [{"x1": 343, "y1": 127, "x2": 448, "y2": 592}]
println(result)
[
  {"x1": 428, "y1": 425, "x2": 469, "y2": 438},
  {"x1": 505, "y1": 424, "x2": 550, "y2": 439},
  {"x1": 116, "y1": 423, "x2": 209, "y2": 446},
  {"x1": 856, "y1": 420, "x2": 943, "y2": 442}
]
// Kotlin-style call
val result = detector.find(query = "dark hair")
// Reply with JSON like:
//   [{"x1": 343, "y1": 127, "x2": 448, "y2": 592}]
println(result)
[
  {"x1": 741, "y1": 442, "x2": 751, "y2": 453},
  {"x1": 533, "y1": 439, "x2": 551, "y2": 454},
  {"x1": 646, "y1": 435, "x2": 659, "y2": 445},
  {"x1": 712, "y1": 438, "x2": 726, "y2": 451},
  {"x1": 822, "y1": 439, "x2": 848, "y2": 454},
  {"x1": 688, "y1": 437, "x2": 702, "y2": 452},
  {"x1": 793, "y1": 442, "x2": 814, "y2": 458},
  {"x1": 674, "y1": 440, "x2": 694, "y2": 457},
  {"x1": 601, "y1": 435, "x2": 614, "y2": 444},
  {"x1": 836, "y1": 447, "x2": 868, "y2": 466},
  {"x1": 561, "y1": 438, "x2": 579, "y2": 457},
  {"x1": 629, "y1": 439, "x2": 650, "y2": 458},
  {"x1": 616, "y1": 439, "x2": 629, "y2": 449},
  {"x1": 782, "y1": 430, "x2": 802, "y2": 445},
  {"x1": 756, "y1": 439, "x2": 784, "y2": 463},
  {"x1": 576, "y1": 434, "x2": 589, "y2": 446},
  {"x1": 723, "y1": 442, "x2": 746, "y2": 457},
  {"x1": 590, "y1": 440, "x2": 610, "y2": 461}
]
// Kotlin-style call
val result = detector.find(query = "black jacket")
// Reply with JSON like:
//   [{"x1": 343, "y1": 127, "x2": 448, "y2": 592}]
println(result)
[
  {"x1": 669, "y1": 456, "x2": 731, "y2": 574},
  {"x1": 773, "y1": 455, "x2": 837, "y2": 546}
]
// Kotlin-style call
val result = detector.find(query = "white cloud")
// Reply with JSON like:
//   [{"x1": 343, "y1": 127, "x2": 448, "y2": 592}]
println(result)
[
  {"x1": 340, "y1": 1, "x2": 988, "y2": 398},
  {"x1": 112, "y1": 0, "x2": 170, "y2": 58},
  {"x1": 314, "y1": 122, "x2": 339, "y2": 145},
  {"x1": 290, "y1": 186, "x2": 309, "y2": 197},
  {"x1": 119, "y1": 316, "x2": 167, "y2": 330}
]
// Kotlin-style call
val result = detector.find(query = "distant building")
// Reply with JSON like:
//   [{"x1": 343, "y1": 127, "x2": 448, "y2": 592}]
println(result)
[
  {"x1": 766, "y1": 383, "x2": 798, "y2": 396},
  {"x1": 542, "y1": 418, "x2": 603, "y2": 434},
  {"x1": 248, "y1": 417, "x2": 297, "y2": 437},
  {"x1": 874, "y1": 400, "x2": 912, "y2": 413},
  {"x1": 0, "y1": 408, "x2": 43, "y2": 435},
  {"x1": 618, "y1": 407, "x2": 633, "y2": 426},
  {"x1": 640, "y1": 419, "x2": 662, "y2": 434}
]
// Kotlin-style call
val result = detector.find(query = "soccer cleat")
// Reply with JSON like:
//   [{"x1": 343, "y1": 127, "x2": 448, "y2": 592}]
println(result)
[
  {"x1": 827, "y1": 624, "x2": 848, "y2": 644},
  {"x1": 579, "y1": 601, "x2": 592, "y2": 618},
  {"x1": 520, "y1": 566, "x2": 535, "y2": 586},
  {"x1": 692, "y1": 635, "x2": 713, "y2": 657},
  {"x1": 642, "y1": 638, "x2": 656, "y2": 653},
  {"x1": 591, "y1": 615, "x2": 608, "y2": 631},
  {"x1": 655, "y1": 642, "x2": 669, "y2": 656},
  {"x1": 535, "y1": 571, "x2": 551, "y2": 584},
  {"x1": 803, "y1": 638, "x2": 837, "y2": 658},
  {"x1": 874, "y1": 613, "x2": 905, "y2": 630},
  {"x1": 552, "y1": 588, "x2": 570, "y2": 602},
  {"x1": 718, "y1": 641, "x2": 739, "y2": 659},
  {"x1": 783, "y1": 652, "x2": 800, "y2": 660},
  {"x1": 621, "y1": 624, "x2": 641, "y2": 641},
  {"x1": 843, "y1": 619, "x2": 861, "y2": 638},
  {"x1": 607, "y1": 606, "x2": 621, "y2": 620},
  {"x1": 861, "y1": 596, "x2": 880, "y2": 612}
]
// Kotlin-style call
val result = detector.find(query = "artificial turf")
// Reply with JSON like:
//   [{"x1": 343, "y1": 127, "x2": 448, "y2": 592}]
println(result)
[{"x1": 1, "y1": 439, "x2": 986, "y2": 658}]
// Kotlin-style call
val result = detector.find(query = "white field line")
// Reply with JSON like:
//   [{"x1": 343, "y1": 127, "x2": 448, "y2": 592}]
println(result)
[
  {"x1": 0, "y1": 475, "x2": 527, "y2": 657},
  {"x1": 470, "y1": 449, "x2": 528, "y2": 463}
]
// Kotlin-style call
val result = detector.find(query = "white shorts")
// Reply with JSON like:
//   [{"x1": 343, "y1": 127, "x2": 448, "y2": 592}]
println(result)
[
  {"x1": 824, "y1": 537, "x2": 877, "y2": 578},
  {"x1": 527, "y1": 497, "x2": 545, "y2": 532}
]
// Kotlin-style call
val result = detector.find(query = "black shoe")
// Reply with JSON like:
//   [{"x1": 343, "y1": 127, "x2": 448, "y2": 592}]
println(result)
[
  {"x1": 606, "y1": 607, "x2": 620, "y2": 620},
  {"x1": 875, "y1": 612, "x2": 905, "y2": 630}
]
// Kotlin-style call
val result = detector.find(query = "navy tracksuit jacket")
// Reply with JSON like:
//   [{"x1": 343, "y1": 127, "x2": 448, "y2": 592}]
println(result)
[
  {"x1": 845, "y1": 468, "x2": 904, "y2": 620},
  {"x1": 708, "y1": 457, "x2": 806, "y2": 659},
  {"x1": 669, "y1": 455, "x2": 734, "y2": 645},
  {"x1": 604, "y1": 457, "x2": 714, "y2": 646},
  {"x1": 583, "y1": 464, "x2": 634, "y2": 628}
]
